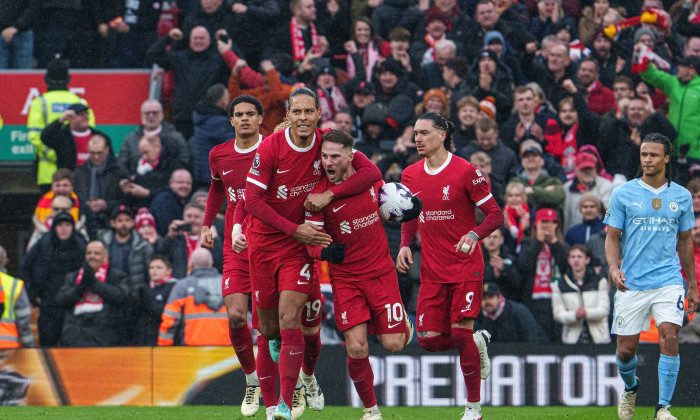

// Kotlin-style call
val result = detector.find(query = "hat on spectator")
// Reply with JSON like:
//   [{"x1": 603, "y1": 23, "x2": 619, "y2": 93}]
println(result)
[
  {"x1": 362, "y1": 102, "x2": 389, "y2": 127},
  {"x1": 111, "y1": 204, "x2": 134, "y2": 220},
  {"x1": 478, "y1": 48, "x2": 498, "y2": 64},
  {"x1": 352, "y1": 80, "x2": 375, "y2": 96},
  {"x1": 68, "y1": 103, "x2": 89, "y2": 114},
  {"x1": 538, "y1": 0, "x2": 561, "y2": 4},
  {"x1": 677, "y1": 55, "x2": 700, "y2": 70},
  {"x1": 425, "y1": 9, "x2": 450, "y2": 27},
  {"x1": 592, "y1": 26, "x2": 609, "y2": 42},
  {"x1": 579, "y1": 192, "x2": 601, "y2": 209},
  {"x1": 387, "y1": 95, "x2": 414, "y2": 128},
  {"x1": 315, "y1": 65, "x2": 337, "y2": 83},
  {"x1": 483, "y1": 282, "x2": 502, "y2": 296},
  {"x1": 190, "y1": 189, "x2": 209, "y2": 204},
  {"x1": 520, "y1": 139, "x2": 543, "y2": 157},
  {"x1": 45, "y1": 56, "x2": 70, "y2": 87},
  {"x1": 551, "y1": 22, "x2": 573, "y2": 37},
  {"x1": 423, "y1": 89, "x2": 447, "y2": 107},
  {"x1": 484, "y1": 31, "x2": 505, "y2": 47},
  {"x1": 378, "y1": 58, "x2": 405, "y2": 78},
  {"x1": 575, "y1": 152, "x2": 597, "y2": 169},
  {"x1": 479, "y1": 96, "x2": 497, "y2": 121},
  {"x1": 135, "y1": 208, "x2": 156, "y2": 230},
  {"x1": 53, "y1": 211, "x2": 75, "y2": 227},
  {"x1": 634, "y1": 27, "x2": 657, "y2": 44},
  {"x1": 534, "y1": 208, "x2": 558, "y2": 224}
]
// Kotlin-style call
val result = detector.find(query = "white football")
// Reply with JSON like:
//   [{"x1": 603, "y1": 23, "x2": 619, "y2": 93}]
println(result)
[{"x1": 378, "y1": 182, "x2": 415, "y2": 222}]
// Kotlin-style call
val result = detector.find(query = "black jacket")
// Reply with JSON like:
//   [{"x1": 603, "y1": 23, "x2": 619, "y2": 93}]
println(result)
[
  {"x1": 481, "y1": 245, "x2": 523, "y2": 301},
  {"x1": 517, "y1": 237, "x2": 569, "y2": 305},
  {"x1": 475, "y1": 299, "x2": 548, "y2": 342},
  {"x1": 146, "y1": 36, "x2": 231, "y2": 122},
  {"x1": 56, "y1": 265, "x2": 130, "y2": 347},
  {"x1": 41, "y1": 120, "x2": 107, "y2": 171},
  {"x1": 133, "y1": 279, "x2": 177, "y2": 346},
  {"x1": 21, "y1": 227, "x2": 86, "y2": 307},
  {"x1": 521, "y1": 55, "x2": 577, "y2": 112},
  {"x1": 0, "y1": 0, "x2": 39, "y2": 32}
]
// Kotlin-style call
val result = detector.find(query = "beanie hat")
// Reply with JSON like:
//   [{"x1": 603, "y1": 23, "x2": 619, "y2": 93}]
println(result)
[
  {"x1": 425, "y1": 9, "x2": 450, "y2": 27},
  {"x1": 378, "y1": 58, "x2": 404, "y2": 78},
  {"x1": 479, "y1": 96, "x2": 497, "y2": 121},
  {"x1": 483, "y1": 31, "x2": 505, "y2": 47},
  {"x1": 634, "y1": 27, "x2": 657, "y2": 44},
  {"x1": 387, "y1": 94, "x2": 415, "y2": 128},
  {"x1": 362, "y1": 102, "x2": 389, "y2": 127},
  {"x1": 135, "y1": 207, "x2": 156, "y2": 230},
  {"x1": 45, "y1": 57, "x2": 70, "y2": 87},
  {"x1": 53, "y1": 211, "x2": 75, "y2": 227},
  {"x1": 423, "y1": 89, "x2": 447, "y2": 107}
]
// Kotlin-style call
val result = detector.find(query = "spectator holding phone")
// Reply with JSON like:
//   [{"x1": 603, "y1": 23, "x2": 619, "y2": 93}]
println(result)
[{"x1": 155, "y1": 203, "x2": 223, "y2": 278}]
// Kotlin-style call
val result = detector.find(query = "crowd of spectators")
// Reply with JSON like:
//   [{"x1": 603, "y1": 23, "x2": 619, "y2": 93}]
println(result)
[{"x1": 3, "y1": 0, "x2": 700, "y2": 347}]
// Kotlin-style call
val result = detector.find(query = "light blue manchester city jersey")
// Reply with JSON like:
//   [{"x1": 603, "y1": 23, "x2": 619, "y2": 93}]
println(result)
[{"x1": 603, "y1": 179, "x2": 693, "y2": 291}]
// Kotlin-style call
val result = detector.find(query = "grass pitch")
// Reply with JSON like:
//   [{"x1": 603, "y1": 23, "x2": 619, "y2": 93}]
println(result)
[{"x1": 2, "y1": 406, "x2": 700, "y2": 419}]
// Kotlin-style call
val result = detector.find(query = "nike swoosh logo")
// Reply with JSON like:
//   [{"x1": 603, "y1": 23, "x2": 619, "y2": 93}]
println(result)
[
  {"x1": 277, "y1": 169, "x2": 291, "y2": 174},
  {"x1": 306, "y1": 316, "x2": 320, "y2": 322},
  {"x1": 290, "y1": 351, "x2": 302, "y2": 355},
  {"x1": 222, "y1": 170, "x2": 233, "y2": 175},
  {"x1": 297, "y1": 280, "x2": 310, "y2": 285},
  {"x1": 333, "y1": 204, "x2": 346, "y2": 212},
  {"x1": 461, "y1": 308, "x2": 471, "y2": 313},
  {"x1": 260, "y1": 376, "x2": 271, "y2": 380},
  {"x1": 388, "y1": 323, "x2": 401, "y2": 328},
  {"x1": 413, "y1": 191, "x2": 421, "y2": 196}
]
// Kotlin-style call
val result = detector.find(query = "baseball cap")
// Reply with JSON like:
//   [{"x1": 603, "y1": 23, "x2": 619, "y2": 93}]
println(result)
[
  {"x1": 353, "y1": 80, "x2": 375, "y2": 96},
  {"x1": 520, "y1": 139, "x2": 543, "y2": 157},
  {"x1": 483, "y1": 282, "x2": 502, "y2": 296},
  {"x1": 534, "y1": 208, "x2": 558, "y2": 224},
  {"x1": 575, "y1": 152, "x2": 597, "y2": 169},
  {"x1": 68, "y1": 103, "x2": 89, "y2": 114},
  {"x1": 479, "y1": 48, "x2": 498, "y2": 63},
  {"x1": 111, "y1": 204, "x2": 134, "y2": 220}
]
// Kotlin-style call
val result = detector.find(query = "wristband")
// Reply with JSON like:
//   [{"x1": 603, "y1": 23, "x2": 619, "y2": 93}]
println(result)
[
  {"x1": 467, "y1": 231, "x2": 479, "y2": 242},
  {"x1": 232, "y1": 223, "x2": 242, "y2": 235}
]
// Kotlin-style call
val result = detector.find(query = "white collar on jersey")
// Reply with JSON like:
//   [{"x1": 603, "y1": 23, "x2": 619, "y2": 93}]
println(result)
[
  {"x1": 424, "y1": 152, "x2": 453, "y2": 175},
  {"x1": 234, "y1": 134, "x2": 263, "y2": 154},
  {"x1": 285, "y1": 127, "x2": 315, "y2": 152},
  {"x1": 636, "y1": 178, "x2": 669, "y2": 195}
]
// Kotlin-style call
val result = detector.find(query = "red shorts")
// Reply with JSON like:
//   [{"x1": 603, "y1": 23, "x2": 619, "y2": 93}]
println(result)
[
  {"x1": 249, "y1": 247, "x2": 320, "y2": 313},
  {"x1": 222, "y1": 245, "x2": 251, "y2": 297},
  {"x1": 332, "y1": 269, "x2": 405, "y2": 335},
  {"x1": 416, "y1": 280, "x2": 483, "y2": 335}
]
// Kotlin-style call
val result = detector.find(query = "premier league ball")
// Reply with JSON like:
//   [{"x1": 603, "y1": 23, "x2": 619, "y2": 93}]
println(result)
[{"x1": 378, "y1": 182, "x2": 416, "y2": 222}]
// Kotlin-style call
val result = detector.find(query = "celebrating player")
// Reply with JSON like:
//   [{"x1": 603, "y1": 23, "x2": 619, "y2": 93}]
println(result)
[
  {"x1": 244, "y1": 88, "x2": 382, "y2": 420},
  {"x1": 305, "y1": 130, "x2": 417, "y2": 420},
  {"x1": 604, "y1": 133, "x2": 698, "y2": 420},
  {"x1": 200, "y1": 95, "x2": 264, "y2": 417},
  {"x1": 396, "y1": 113, "x2": 504, "y2": 420}
]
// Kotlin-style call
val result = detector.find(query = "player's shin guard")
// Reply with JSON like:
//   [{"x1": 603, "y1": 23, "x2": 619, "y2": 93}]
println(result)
[
  {"x1": 658, "y1": 354, "x2": 680, "y2": 406},
  {"x1": 256, "y1": 335, "x2": 279, "y2": 407},
  {"x1": 347, "y1": 356, "x2": 377, "y2": 408},
  {"x1": 279, "y1": 329, "x2": 304, "y2": 406},
  {"x1": 230, "y1": 325, "x2": 257, "y2": 375},
  {"x1": 616, "y1": 355, "x2": 639, "y2": 390},
  {"x1": 453, "y1": 328, "x2": 481, "y2": 402},
  {"x1": 302, "y1": 331, "x2": 321, "y2": 376}
]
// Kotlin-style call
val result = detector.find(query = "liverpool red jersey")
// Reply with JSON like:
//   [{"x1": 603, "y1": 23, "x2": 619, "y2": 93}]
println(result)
[
  {"x1": 208, "y1": 135, "x2": 262, "y2": 247},
  {"x1": 306, "y1": 178, "x2": 394, "y2": 278},
  {"x1": 401, "y1": 153, "x2": 492, "y2": 284},
  {"x1": 245, "y1": 127, "x2": 326, "y2": 250}
]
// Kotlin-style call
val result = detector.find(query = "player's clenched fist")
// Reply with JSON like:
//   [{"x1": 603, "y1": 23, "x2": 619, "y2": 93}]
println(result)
[
  {"x1": 294, "y1": 222, "x2": 332, "y2": 246},
  {"x1": 200, "y1": 225, "x2": 214, "y2": 249},
  {"x1": 396, "y1": 246, "x2": 413, "y2": 274}
]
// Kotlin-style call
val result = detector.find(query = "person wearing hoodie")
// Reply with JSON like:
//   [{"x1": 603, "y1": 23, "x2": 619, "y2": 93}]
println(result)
[
  {"x1": 133, "y1": 255, "x2": 177, "y2": 346},
  {"x1": 21, "y1": 211, "x2": 86, "y2": 346},
  {"x1": 55, "y1": 241, "x2": 130, "y2": 347},
  {"x1": 552, "y1": 245, "x2": 611, "y2": 344},
  {"x1": 158, "y1": 248, "x2": 229, "y2": 345},
  {"x1": 190, "y1": 83, "x2": 236, "y2": 189}
]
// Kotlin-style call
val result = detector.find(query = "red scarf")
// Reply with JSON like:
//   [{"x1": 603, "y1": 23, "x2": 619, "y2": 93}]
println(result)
[
  {"x1": 290, "y1": 17, "x2": 318, "y2": 61},
  {"x1": 533, "y1": 244, "x2": 554, "y2": 299},
  {"x1": 317, "y1": 86, "x2": 348, "y2": 123},
  {"x1": 422, "y1": 34, "x2": 444, "y2": 64},
  {"x1": 137, "y1": 151, "x2": 161, "y2": 176},
  {"x1": 561, "y1": 123, "x2": 578, "y2": 180},
  {"x1": 483, "y1": 296, "x2": 507, "y2": 321},
  {"x1": 150, "y1": 274, "x2": 173, "y2": 288},
  {"x1": 186, "y1": 235, "x2": 201, "y2": 272},
  {"x1": 504, "y1": 203, "x2": 529, "y2": 246},
  {"x1": 74, "y1": 261, "x2": 109, "y2": 315}
]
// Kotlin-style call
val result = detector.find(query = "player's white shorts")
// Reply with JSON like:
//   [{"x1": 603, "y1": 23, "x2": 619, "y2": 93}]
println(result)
[{"x1": 612, "y1": 285, "x2": 686, "y2": 335}]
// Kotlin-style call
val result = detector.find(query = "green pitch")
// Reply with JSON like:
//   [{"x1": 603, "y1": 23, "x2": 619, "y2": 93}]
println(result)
[{"x1": 2, "y1": 406, "x2": 700, "y2": 419}]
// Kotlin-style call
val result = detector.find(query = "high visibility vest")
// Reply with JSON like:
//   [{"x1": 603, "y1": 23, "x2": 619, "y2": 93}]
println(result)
[
  {"x1": 0, "y1": 273, "x2": 24, "y2": 348},
  {"x1": 26, "y1": 90, "x2": 95, "y2": 186},
  {"x1": 159, "y1": 295, "x2": 229, "y2": 346}
]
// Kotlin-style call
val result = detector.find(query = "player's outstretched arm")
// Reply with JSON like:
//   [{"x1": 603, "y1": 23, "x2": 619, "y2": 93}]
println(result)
[
  {"x1": 677, "y1": 230, "x2": 699, "y2": 315},
  {"x1": 605, "y1": 226, "x2": 628, "y2": 292}
]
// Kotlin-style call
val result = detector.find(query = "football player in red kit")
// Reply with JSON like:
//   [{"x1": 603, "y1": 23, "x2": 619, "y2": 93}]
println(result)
[
  {"x1": 397, "y1": 113, "x2": 504, "y2": 420},
  {"x1": 305, "y1": 130, "x2": 419, "y2": 420},
  {"x1": 200, "y1": 95, "x2": 264, "y2": 417},
  {"x1": 244, "y1": 88, "x2": 382, "y2": 420}
]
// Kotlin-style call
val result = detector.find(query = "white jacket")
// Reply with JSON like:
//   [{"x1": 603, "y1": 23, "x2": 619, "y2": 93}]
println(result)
[{"x1": 552, "y1": 270, "x2": 611, "y2": 344}]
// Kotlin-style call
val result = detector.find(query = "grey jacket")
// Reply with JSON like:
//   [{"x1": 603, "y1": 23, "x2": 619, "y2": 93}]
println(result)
[{"x1": 100, "y1": 230, "x2": 153, "y2": 295}]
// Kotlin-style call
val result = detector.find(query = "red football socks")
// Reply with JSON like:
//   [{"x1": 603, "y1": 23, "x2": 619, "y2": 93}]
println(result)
[
  {"x1": 229, "y1": 325, "x2": 256, "y2": 375},
  {"x1": 279, "y1": 329, "x2": 304, "y2": 406},
  {"x1": 302, "y1": 331, "x2": 321, "y2": 376},
  {"x1": 453, "y1": 328, "x2": 481, "y2": 402},
  {"x1": 347, "y1": 356, "x2": 377, "y2": 408},
  {"x1": 256, "y1": 335, "x2": 279, "y2": 407}
]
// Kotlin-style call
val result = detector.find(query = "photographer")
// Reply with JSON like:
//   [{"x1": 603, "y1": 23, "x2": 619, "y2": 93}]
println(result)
[{"x1": 155, "y1": 203, "x2": 223, "y2": 278}]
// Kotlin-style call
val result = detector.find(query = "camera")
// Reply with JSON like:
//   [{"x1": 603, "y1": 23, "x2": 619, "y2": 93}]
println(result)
[
  {"x1": 176, "y1": 223, "x2": 192, "y2": 232},
  {"x1": 219, "y1": 34, "x2": 230, "y2": 43}
]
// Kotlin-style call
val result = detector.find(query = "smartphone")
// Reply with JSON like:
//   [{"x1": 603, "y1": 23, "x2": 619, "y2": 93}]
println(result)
[
  {"x1": 176, "y1": 223, "x2": 192, "y2": 232},
  {"x1": 219, "y1": 34, "x2": 230, "y2": 43}
]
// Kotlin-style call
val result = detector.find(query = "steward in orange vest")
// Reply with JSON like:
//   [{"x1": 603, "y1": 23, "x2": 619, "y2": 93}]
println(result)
[{"x1": 0, "y1": 272, "x2": 35, "y2": 348}]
